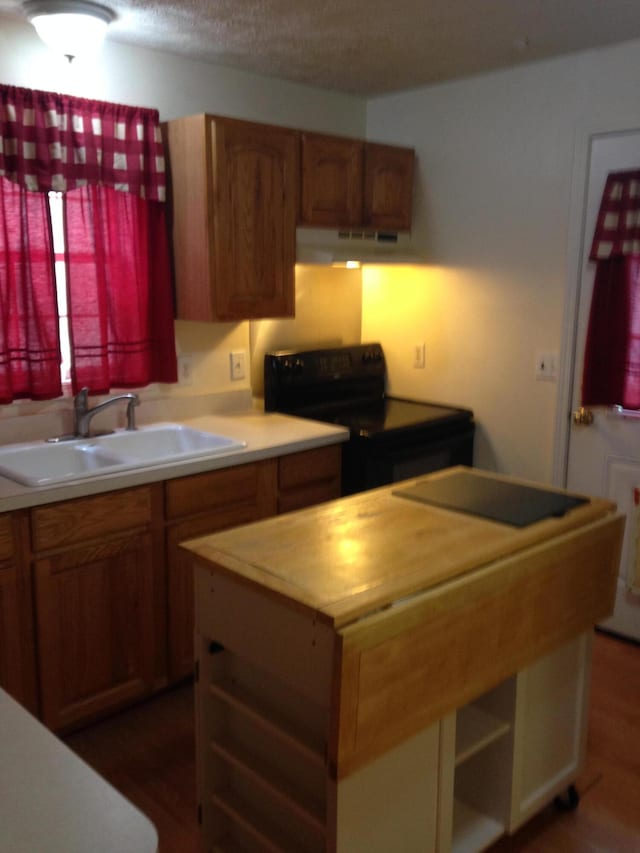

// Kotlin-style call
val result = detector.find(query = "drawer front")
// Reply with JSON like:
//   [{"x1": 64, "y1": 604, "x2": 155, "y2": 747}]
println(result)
[
  {"x1": 166, "y1": 459, "x2": 277, "y2": 520},
  {"x1": 278, "y1": 446, "x2": 341, "y2": 514},
  {"x1": 31, "y1": 487, "x2": 153, "y2": 553},
  {"x1": 0, "y1": 515, "x2": 13, "y2": 563},
  {"x1": 279, "y1": 445, "x2": 341, "y2": 490}
]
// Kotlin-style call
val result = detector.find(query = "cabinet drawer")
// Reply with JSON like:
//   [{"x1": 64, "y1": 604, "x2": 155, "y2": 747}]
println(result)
[
  {"x1": 278, "y1": 446, "x2": 341, "y2": 513},
  {"x1": 0, "y1": 515, "x2": 13, "y2": 563},
  {"x1": 166, "y1": 459, "x2": 277, "y2": 520},
  {"x1": 31, "y1": 487, "x2": 154, "y2": 553},
  {"x1": 279, "y1": 446, "x2": 341, "y2": 490}
]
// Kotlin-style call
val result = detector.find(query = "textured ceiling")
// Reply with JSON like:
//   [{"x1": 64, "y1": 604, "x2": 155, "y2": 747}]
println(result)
[{"x1": 3, "y1": 0, "x2": 640, "y2": 95}]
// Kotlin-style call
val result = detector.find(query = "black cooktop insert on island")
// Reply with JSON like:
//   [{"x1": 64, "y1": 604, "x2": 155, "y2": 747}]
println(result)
[{"x1": 264, "y1": 343, "x2": 475, "y2": 495}]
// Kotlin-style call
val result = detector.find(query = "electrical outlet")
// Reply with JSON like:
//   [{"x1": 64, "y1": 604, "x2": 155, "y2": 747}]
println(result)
[
  {"x1": 413, "y1": 342, "x2": 426, "y2": 369},
  {"x1": 535, "y1": 350, "x2": 558, "y2": 381},
  {"x1": 177, "y1": 353, "x2": 193, "y2": 386},
  {"x1": 230, "y1": 350, "x2": 246, "y2": 381}
]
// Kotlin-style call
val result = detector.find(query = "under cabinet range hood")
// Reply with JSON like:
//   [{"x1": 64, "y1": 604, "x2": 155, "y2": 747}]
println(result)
[{"x1": 295, "y1": 227, "x2": 424, "y2": 266}]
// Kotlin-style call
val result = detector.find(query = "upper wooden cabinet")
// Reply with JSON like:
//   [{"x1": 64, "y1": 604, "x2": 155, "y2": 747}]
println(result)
[
  {"x1": 164, "y1": 114, "x2": 298, "y2": 322},
  {"x1": 300, "y1": 132, "x2": 414, "y2": 231},
  {"x1": 364, "y1": 142, "x2": 415, "y2": 231},
  {"x1": 300, "y1": 132, "x2": 364, "y2": 227}
]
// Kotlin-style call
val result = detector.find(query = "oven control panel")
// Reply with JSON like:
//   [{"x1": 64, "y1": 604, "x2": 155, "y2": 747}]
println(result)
[{"x1": 264, "y1": 343, "x2": 386, "y2": 411}]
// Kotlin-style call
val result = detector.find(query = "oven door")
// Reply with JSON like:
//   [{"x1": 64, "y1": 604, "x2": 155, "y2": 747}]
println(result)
[{"x1": 341, "y1": 423, "x2": 475, "y2": 495}]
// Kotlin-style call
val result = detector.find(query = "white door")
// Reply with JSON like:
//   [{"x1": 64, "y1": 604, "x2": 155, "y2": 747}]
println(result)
[{"x1": 566, "y1": 129, "x2": 640, "y2": 641}]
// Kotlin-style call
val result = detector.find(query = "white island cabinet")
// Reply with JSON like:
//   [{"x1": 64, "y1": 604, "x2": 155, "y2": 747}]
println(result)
[{"x1": 182, "y1": 467, "x2": 623, "y2": 852}]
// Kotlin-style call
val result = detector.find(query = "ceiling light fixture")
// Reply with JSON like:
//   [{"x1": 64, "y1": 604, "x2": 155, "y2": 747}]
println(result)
[{"x1": 24, "y1": 0, "x2": 115, "y2": 61}]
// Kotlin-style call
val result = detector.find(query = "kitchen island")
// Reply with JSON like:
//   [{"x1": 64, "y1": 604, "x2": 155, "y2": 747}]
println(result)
[{"x1": 182, "y1": 466, "x2": 623, "y2": 852}]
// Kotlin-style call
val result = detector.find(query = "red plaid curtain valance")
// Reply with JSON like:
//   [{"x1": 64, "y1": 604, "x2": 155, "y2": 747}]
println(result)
[
  {"x1": 589, "y1": 169, "x2": 640, "y2": 261},
  {"x1": 0, "y1": 84, "x2": 166, "y2": 201}
]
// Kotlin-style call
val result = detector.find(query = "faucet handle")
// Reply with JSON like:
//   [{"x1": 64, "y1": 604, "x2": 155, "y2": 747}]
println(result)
[
  {"x1": 74, "y1": 387, "x2": 89, "y2": 412},
  {"x1": 125, "y1": 395, "x2": 140, "y2": 431}
]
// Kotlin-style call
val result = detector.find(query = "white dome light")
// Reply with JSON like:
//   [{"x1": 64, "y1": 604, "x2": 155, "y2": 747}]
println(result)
[{"x1": 24, "y1": 1, "x2": 115, "y2": 60}]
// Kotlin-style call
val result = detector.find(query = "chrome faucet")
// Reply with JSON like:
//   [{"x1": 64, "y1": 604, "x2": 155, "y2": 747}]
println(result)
[{"x1": 74, "y1": 388, "x2": 140, "y2": 438}]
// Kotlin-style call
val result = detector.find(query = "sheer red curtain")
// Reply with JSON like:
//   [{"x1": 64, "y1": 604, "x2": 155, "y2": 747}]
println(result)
[
  {"x1": 0, "y1": 176, "x2": 62, "y2": 403},
  {"x1": 582, "y1": 170, "x2": 640, "y2": 408},
  {"x1": 0, "y1": 83, "x2": 177, "y2": 399},
  {"x1": 64, "y1": 184, "x2": 177, "y2": 392}
]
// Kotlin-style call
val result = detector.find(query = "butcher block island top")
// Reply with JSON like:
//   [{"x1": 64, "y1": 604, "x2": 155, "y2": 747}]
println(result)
[{"x1": 184, "y1": 466, "x2": 620, "y2": 629}]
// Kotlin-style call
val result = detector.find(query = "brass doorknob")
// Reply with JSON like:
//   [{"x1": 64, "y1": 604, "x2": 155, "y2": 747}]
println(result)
[{"x1": 573, "y1": 407, "x2": 594, "y2": 426}]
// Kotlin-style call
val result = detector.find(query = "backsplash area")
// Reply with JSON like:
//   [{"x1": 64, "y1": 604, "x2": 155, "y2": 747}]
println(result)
[
  {"x1": 0, "y1": 267, "x2": 362, "y2": 446},
  {"x1": 250, "y1": 264, "x2": 362, "y2": 397}
]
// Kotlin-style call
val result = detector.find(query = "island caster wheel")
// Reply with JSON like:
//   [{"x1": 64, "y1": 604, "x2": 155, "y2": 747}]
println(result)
[{"x1": 554, "y1": 783, "x2": 580, "y2": 812}]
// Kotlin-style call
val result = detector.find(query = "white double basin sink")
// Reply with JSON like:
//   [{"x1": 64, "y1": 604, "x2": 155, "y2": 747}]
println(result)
[{"x1": 0, "y1": 423, "x2": 247, "y2": 488}]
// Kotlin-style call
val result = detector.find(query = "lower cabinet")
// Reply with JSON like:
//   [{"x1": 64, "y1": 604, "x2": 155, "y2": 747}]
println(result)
[
  {"x1": 6, "y1": 445, "x2": 342, "y2": 730},
  {"x1": 31, "y1": 486, "x2": 162, "y2": 731},
  {"x1": 0, "y1": 511, "x2": 37, "y2": 712}
]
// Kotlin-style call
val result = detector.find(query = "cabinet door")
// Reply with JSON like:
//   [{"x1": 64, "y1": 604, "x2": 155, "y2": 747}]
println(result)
[
  {"x1": 0, "y1": 512, "x2": 37, "y2": 711},
  {"x1": 300, "y1": 132, "x2": 364, "y2": 227},
  {"x1": 335, "y1": 722, "x2": 441, "y2": 852},
  {"x1": 166, "y1": 461, "x2": 278, "y2": 682},
  {"x1": 363, "y1": 143, "x2": 414, "y2": 231},
  {"x1": 34, "y1": 532, "x2": 156, "y2": 731},
  {"x1": 509, "y1": 632, "x2": 591, "y2": 831},
  {"x1": 214, "y1": 118, "x2": 297, "y2": 320}
]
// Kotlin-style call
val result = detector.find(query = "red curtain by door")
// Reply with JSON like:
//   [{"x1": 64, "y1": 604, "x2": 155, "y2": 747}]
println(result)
[
  {"x1": 0, "y1": 176, "x2": 62, "y2": 403},
  {"x1": 64, "y1": 184, "x2": 177, "y2": 393},
  {"x1": 582, "y1": 169, "x2": 640, "y2": 408},
  {"x1": 582, "y1": 255, "x2": 640, "y2": 408}
]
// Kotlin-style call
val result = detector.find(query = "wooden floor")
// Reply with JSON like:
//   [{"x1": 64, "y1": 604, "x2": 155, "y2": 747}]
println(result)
[{"x1": 65, "y1": 630, "x2": 640, "y2": 853}]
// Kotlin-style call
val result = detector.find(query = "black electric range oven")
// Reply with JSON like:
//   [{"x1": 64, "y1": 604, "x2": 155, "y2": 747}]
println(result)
[{"x1": 264, "y1": 343, "x2": 475, "y2": 495}]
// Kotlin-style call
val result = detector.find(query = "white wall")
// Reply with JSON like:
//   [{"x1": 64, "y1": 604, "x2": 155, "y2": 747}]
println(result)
[{"x1": 364, "y1": 39, "x2": 640, "y2": 482}]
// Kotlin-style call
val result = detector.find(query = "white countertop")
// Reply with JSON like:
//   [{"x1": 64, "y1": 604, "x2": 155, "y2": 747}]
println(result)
[
  {"x1": 0, "y1": 409, "x2": 348, "y2": 511},
  {"x1": 0, "y1": 688, "x2": 158, "y2": 853}
]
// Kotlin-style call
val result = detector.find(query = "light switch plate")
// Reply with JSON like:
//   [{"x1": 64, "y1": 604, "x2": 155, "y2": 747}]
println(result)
[{"x1": 230, "y1": 350, "x2": 246, "y2": 381}]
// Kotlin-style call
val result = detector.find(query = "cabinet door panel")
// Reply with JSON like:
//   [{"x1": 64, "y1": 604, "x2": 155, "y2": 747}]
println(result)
[
  {"x1": 0, "y1": 564, "x2": 36, "y2": 709},
  {"x1": 214, "y1": 119, "x2": 297, "y2": 319},
  {"x1": 364, "y1": 143, "x2": 414, "y2": 231},
  {"x1": 34, "y1": 533, "x2": 155, "y2": 731},
  {"x1": 509, "y1": 632, "x2": 591, "y2": 830},
  {"x1": 0, "y1": 512, "x2": 37, "y2": 711},
  {"x1": 300, "y1": 132, "x2": 363, "y2": 227}
]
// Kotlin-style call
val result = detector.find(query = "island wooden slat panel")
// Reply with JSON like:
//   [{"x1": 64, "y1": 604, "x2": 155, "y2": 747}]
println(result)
[{"x1": 334, "y1": 511, "x2": 623, "y2": 778}]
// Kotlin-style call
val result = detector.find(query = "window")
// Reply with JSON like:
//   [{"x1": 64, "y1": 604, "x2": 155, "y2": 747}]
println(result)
[
  {"x1": 0, "y1": 83, "x2": 178, "y2": 402},
  {"x1": 48, "y1": 191, "x2": 72, "y2": 386}
]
